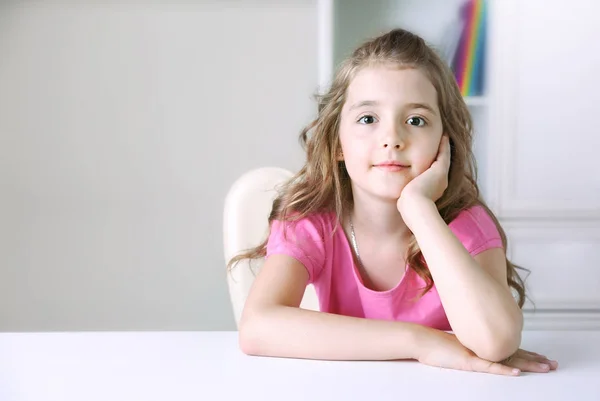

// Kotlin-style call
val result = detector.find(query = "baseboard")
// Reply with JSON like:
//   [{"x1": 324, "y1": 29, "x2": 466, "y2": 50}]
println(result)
[{"x1": 523, "y1": 310, "x2": 600, "y2": 330}]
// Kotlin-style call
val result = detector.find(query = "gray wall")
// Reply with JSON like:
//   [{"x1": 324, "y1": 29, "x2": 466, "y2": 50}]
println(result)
[{"x1": 0, "y1": 1, "x2": 318, "y2": 331}]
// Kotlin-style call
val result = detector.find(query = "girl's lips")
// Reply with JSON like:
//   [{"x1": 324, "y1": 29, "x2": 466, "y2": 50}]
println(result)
[
  {"x1": 374, "y1": 164, "x2": 408, "y2": 172},
  {"x1": 374, "y1": 160, "x2": 410, "y2": 167}
]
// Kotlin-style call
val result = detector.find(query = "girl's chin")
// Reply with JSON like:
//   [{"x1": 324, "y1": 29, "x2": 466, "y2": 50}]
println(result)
[
  {"x1": 348, "y1": 176, "x2": 408, "y2": 200},
  {"x1": 367, "y1": 189, "x2": 406, "y2": 202}
]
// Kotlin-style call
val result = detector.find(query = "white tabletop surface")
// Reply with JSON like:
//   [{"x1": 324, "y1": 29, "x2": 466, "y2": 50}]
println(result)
[{"x1": 1, "y1": 330, "x2": 599, "y2": 401}]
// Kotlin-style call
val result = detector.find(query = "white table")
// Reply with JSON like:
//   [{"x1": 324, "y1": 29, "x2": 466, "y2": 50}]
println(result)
[{"x1": 1, "y1": 330, "x2": 599, "y2": 401}]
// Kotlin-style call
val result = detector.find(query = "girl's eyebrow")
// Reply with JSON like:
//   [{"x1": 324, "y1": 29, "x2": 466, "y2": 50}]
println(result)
[
  {"x1": 405, "y1": 102, "x2": 437, "y2": 115},
  {"x1": 348, "y1": 100, "x2": 437, "y2": 115},
  {"x1": 348, "y1": 100, "x2": 379, "y2": 111}
]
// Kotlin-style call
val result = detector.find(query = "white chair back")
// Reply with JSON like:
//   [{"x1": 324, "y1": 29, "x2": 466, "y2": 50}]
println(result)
[{"x1": 223, "y1": 167, "x2": 319, "y2": 327}]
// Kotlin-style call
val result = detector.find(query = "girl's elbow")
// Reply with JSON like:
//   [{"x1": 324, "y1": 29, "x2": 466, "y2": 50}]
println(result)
[
  {"x1": 239, "y1": 331, "x2": 259, "y2": 356},
  {"x1": 238, "y1": 318, "x2": 262, "y2": 356},
  {"x1": 238, "y1": 307, "x2": 264, "y2": 356},
  {"x1": 238, "y1": 304, "x2": 280, "y2": 356},
  {"x1": 477, "y1": 311, "x2": 524, "y2": 362},
  {"x1": 475, "y1": 330, "x2": 522, "y2": 362}
]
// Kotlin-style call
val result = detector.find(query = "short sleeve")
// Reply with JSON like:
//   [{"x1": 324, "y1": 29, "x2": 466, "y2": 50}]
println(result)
[
  {"x1": 265, "y1": 214, "x2": 327, "y2": 283},
  {"x1": 448, "y1": 205, "x2": 504, "y2": 256}
]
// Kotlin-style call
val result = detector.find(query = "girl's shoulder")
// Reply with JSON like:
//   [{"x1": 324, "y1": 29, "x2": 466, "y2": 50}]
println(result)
[
  {"x1": 271, "y1": 209, "x2": 338, "y2": 231},
  {"x1": 266, "y1": 210, "x2": 338, "y2": 282},
  {"x1": 448, "y1": 205, "x2": 504, "y2": 255},
  {"x1": 267, "y1": 210, "x2": 339, "y2": 252}
]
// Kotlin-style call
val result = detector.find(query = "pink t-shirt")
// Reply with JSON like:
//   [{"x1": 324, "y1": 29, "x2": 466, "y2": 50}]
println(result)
[{"x1": 265, "y1": 205, "x2": 503, "y2": 331}]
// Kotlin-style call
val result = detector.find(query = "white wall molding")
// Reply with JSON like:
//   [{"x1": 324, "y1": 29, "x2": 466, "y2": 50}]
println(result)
[
  {"x1": 524, "y1": 311, "x2": 600, "y2": 331},
  {"x1": 487, "y1": 0, "x2": 600, "y2": 220},
  {"x1": 502, "y1": 223, "x2": 600, "y2": 311}
]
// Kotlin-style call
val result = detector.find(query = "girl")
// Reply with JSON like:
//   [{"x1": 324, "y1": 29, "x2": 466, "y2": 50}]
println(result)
[{"x1": 228, "y1": 28, "x2": 558, "y2": 376}]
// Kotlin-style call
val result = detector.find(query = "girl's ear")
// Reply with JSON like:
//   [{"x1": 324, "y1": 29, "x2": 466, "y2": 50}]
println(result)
[{"x1": 336, "y1": 148, "x2": 344, "y2": 161}]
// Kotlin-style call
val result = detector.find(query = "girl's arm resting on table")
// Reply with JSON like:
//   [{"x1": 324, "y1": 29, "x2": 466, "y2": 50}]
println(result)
[
  {"x1": 238, "y1": 253, "x2": 549, "y2": 377},
  {"x1": 400, "y1": 198, "x2": 523, "y2": 362},
  {"x1": 238, "y1": 253, "x2": 431, "y2": 361}
]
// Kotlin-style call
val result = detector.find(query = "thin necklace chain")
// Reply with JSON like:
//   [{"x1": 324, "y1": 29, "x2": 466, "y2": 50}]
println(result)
[
  {"x1": 349, "y1": 217, "x2": 363, "y2": 268},
  {"x1": 350, "y1": 218, "x2": 407, "y2": 270}
]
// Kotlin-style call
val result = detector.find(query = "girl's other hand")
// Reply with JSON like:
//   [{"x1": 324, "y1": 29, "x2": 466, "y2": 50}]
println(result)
[
  {"x1": 417, "y1": 330, "x2": 558, "y2": 376},
  {"x1": 500, "y1": 347, "x2": 559, "y2": 373}
]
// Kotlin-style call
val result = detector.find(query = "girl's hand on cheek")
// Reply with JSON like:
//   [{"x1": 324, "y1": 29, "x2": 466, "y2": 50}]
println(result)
[{"x1": 397, "y1": 135, "x2": 451, "y2": 216}]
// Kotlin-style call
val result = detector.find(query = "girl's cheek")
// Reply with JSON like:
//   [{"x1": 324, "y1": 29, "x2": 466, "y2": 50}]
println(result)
[
  {"x1": 413, "y1": 165, "x2": 428, "y2": 176},
  {"x1": 412, "y1": 157, "x2": 433, "y2": 174}
]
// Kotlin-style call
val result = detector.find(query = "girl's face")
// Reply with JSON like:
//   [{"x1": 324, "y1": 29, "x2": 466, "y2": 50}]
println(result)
[{"x1": 338, "y1": 64, "x2": 444, "y2": 201}]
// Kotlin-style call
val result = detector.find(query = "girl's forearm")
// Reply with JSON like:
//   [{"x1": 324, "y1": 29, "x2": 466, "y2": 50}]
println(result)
[
  {"x1": 239, "y1": 304, "x2": 436, "y2": 361},
  {"x1": 402, "y1": 198, "x2": 522, "y2": 361}
]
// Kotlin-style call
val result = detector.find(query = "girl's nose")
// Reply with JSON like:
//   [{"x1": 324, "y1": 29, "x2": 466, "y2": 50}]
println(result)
[
  {"x1": 383, "y1": 136, "x2": 405, "y2": 150},
  {"x1": 383, "y1": 142, "x2": 401, "y2": 149},
  {"x1": 382, "y1": 123, "x2": 406, "y2": 150}
]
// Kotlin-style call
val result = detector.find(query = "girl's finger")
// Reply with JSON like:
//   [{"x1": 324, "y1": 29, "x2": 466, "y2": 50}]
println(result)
[
  {"x1": 533, "y1": 357, "x2": 558, "y2": 370},
  {"x1": 437, "y1": 136, "x2": 451, "y2": 168},
  {"x1": 470, "y1": 358, "x2": 520, "y2": 376},
  {"x1": 518, "y1": 349, "x2": 546, "y2": 358},
  {"x1": 509, "y1": 357, "x2": 552, "y2": 373},
  {"x1": 518, "y1": 351, "x2": 558, "y2": 370},
  {"x1": 443, "y1": 135, "x2": 451, "y2": 154}
]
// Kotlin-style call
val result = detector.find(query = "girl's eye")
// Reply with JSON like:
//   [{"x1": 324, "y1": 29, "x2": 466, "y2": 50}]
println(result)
[
  {"x1": 407, "y1": 117, "x2": 426, "y2": 127},
  {"x1": 357, "y1": 115, "x2": 376, "y2": 125}
]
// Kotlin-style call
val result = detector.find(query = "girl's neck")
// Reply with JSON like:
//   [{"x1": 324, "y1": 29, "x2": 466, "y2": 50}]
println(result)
[{"x1": 349, "y1": 194, "x2": 412, "y2": 241}]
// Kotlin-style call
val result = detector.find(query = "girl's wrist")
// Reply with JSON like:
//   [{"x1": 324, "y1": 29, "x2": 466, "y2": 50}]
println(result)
[
  {"x1": 397, "y1": 195, "x2": 437, "y2": 229},
  {"x1": 410, "y1": 324, "x2": 439, "y2": 359}
]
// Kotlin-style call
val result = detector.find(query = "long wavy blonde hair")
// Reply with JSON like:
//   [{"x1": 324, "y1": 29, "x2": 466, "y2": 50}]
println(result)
[{"x1": 227, "y1": 28, "x2": 528, "y2": 308}]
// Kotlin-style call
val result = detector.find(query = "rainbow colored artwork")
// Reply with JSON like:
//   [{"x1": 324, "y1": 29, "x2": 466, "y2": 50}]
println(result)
[{"x1": 452, "y1": 0, "x2": 488, "y2": 97}]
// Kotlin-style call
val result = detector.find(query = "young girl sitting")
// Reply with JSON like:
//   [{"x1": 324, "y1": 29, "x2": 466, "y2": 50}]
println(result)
[{"x1": 228, "y1": 28, "x2": 558, "y2": 376}]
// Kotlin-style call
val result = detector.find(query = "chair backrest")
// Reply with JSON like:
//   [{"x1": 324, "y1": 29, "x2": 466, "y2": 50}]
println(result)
[{"x1": 223, "y1": 167, "x2": 319, "y2": 327}]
